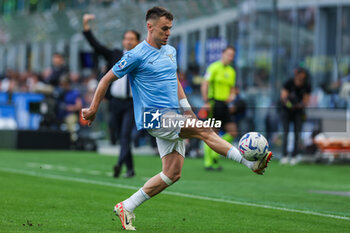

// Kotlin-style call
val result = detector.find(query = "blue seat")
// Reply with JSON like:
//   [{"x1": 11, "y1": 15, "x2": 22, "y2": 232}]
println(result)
[
  {"x1": 0, "y1": 104, "x2": 16, "y2": 118},
  {"x1": 11, "y1": 92, "x2": 45, "y2": 129},
  {"x1": 0, "y1": 92, "x2": 8, "y2": 104}
]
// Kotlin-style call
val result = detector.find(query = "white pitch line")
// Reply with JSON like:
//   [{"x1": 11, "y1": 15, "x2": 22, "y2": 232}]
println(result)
[
  {"x1": 42, "y1": 164, "x2": 53, "y2": 170},
  {"x1": 27, "y1": 162, "x2": 40, "y2": 167},
  {"x1": 1, "y1": 167, "x2": 349, "y2": 221},
  {"x1": 142, "y1": 177, "x2": 151, "y2": 181},
  {"x1": 26, "y1": 162, "x2": 110, "y2": 177},
  {"x1": 57, "y1": 166, "x2": 68, "y2": 171},
  {"x1": 72, "y1": 168, "x2": 83, "y2": 173},
  {"x1": 105, "y1": 172, "x2": 113, "y2": 177},
  {"x1": 87, "y1": 170, "x2": 102, "y2": 175}
]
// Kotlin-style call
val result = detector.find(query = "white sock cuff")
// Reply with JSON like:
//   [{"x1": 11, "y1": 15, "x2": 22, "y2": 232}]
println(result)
[
  {"x1": 140, "y1": 188, "x2": 150, "y2": 200},
  {"x1": 226, "y1": 147, "x2": 234, "y2": 157},
  {"x1": 159, "y1": 171, "x2": 174, "y2": 186},
  {"x1": 227, "y1": 146, "x2": 243, "y2": 163}
]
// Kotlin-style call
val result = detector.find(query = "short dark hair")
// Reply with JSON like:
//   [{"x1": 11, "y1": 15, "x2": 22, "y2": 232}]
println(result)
[
  {"x1": 222, "y1": 46, "x2": 235, "y2": 53},
  {"x1": 295, "y1": 67, "x2": 308, "y2": 76},
  {"x1": 53, "y1": 52, "x2": 64, "y2": 58},
  {"x1": 146, "y1": 6, "x2": 174, "y2": 21},
  {"x1": 295, "y1": 67, "x2": 310, "y2": 80},
  {"x1": 124, "y1": 30, "x2": 141, "y2": 41}
]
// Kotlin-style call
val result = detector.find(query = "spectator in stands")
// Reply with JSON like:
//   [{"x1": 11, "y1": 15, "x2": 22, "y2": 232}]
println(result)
[
  {"x1": 0, "y1": 69, "x2": 21, "y2": 93},
  {"x1": 339, "y1": 65, "x2": 350, "y2": 102},
  {"x1": 187, "y1": 63, "x2": 203, "y2": 92},
  {"x1": 42, "y1": 53, "x2": 68, "y2": 87},
  {"x1": 58, "y1": 75, "x2": 83, "y2": 140},
  {"x1": 26, "y1": 72, "x2": 43, "y2": 92},
  {"x1": 82, "y1": 13, "x2": 140, "y2": 178},
  {"x1": 280, "y1": 67, "x2": 311, "y2": 165},
  {"x1": 69, "y1": 72, "x2": 86, "y2": 94},
  {"x1": 17, "y1": 71, "x2": 29, "y2": 92},
  {"x1": 228, "y1": 86, "x2": 246, "y2": 124}
]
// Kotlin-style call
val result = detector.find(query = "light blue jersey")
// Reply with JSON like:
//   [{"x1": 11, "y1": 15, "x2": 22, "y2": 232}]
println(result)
[{"x1": 112, "y1": 40, "x2": 179, "y2": 130}]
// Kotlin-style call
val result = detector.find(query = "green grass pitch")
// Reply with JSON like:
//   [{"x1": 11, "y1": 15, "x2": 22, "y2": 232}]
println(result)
[{"x1": 0, "y1": 150, "x2": 350, "y2": 232}]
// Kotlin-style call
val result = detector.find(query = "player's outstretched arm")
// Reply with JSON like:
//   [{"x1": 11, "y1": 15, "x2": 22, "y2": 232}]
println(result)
[
  {"x1": 82, "y1": 14, "x2": 95, "y2": 31},
  {"x1": 82, "y1": 13, "x2": 112, "y2": 58},
  {"x1": 82, "y1": 70, "x2": 117, "y2": 126}
]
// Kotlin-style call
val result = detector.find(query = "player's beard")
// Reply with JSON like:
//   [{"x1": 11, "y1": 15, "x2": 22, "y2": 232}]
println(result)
[{"x1": 156, "y1": 38, "x2": 167, "y2": 46}]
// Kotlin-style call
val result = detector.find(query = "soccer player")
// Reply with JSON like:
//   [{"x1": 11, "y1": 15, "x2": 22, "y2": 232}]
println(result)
[{"x1": 82, "y1": 6, "x2": 272, "y2": 231}]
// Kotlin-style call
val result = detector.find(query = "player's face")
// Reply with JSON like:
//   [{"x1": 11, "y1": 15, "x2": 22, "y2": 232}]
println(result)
[
  {"x1": 152, "y1": 16, "x2": 172, "y2": 46},
  {"x1": 294, "y1": 72, "x2": 306, "y2": 86},
  {"x1": 222, "y1": 48, "x2": 235, "y2": 65},
  {"x1": 52, "y1": 55, "x2": 64, "y2": 67},
  {"x1": 122, "y1": 31, "x2": 139, "y2": 51}
]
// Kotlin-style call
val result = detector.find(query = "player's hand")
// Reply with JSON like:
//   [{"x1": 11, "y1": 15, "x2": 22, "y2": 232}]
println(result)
[
  {"x1": 183, "y1": 110, "x2": 197, "y2": 119},
  {"x1": 81, "y1": 108, "x2": 96, "y2": 127},
  {"x1": 83, "y1": 14, "x2": 95, "y2": 23},
  {"x1": 226, "y1": 95, "x2": 235, "y2": 104},
  {"x1": 203, "y1": 102, "x2": 210, "y2": 110},
  {"x1": 82, "y1": 14, "x2": 95, "y2": 30}
]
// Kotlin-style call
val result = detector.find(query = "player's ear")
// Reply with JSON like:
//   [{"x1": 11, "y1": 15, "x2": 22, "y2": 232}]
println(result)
[{"x1": 147, "y1": 21, "x2": 153, "y2": 32}]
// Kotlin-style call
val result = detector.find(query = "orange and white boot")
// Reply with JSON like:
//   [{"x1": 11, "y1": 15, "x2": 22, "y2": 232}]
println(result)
[
  {"x1": 252, "y1": 151, "x2": 273, "y2": 175},
  {"x1": 114, "y1": 202, "x2": 136, "y2": 231}
]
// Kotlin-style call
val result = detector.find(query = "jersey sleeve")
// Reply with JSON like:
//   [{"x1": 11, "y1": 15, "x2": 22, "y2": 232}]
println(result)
[
  {"x1": 204, "y1": 63, "x2": 215, "y2": 81},
  {"x1": 173, "y1": 47, "x2": 178, "y2": 67},
  {"x1": 112, "y1": 50, "x2": 141, "y2": 79},
  {"x1": 231, "y1": 68, "x2": 236, "y2": 87}
]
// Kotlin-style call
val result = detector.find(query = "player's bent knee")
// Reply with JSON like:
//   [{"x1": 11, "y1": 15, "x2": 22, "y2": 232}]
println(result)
[
  {"x1": 160, "y1": 171, "x2": 181, "y2": 185},
  {"x1": 160, "y1": 171, "x2": 174, "y2": 185},
  {"x1": 171, "y1": 173, "x2": 181, "y2": 183}
]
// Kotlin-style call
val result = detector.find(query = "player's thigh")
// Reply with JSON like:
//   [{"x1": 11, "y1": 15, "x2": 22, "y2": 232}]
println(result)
[
  {"x1": 161, "y1": 150, "x2": 184, "y2": 175},
  {"x1": 179, "y1": 118, "x2": 212, "y2": 140}
]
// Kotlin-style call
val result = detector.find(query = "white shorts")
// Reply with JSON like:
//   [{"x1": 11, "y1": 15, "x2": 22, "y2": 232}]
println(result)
[{"x1": 147, "y1": 111, "x2": 186, "y2": 158}]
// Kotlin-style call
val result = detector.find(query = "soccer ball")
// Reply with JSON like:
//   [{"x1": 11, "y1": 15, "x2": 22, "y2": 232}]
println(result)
[{"x1": 238, "y1": 132, "x2": 269, "y2": 161}]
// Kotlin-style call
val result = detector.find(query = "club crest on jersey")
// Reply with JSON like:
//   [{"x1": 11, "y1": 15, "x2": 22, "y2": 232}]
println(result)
[
  {"x1": 118, "y1": 59, "x2": 127, "y2": 69},
  {"x1": 167, "y1": 54, "x2": 175, "y2": 62}
]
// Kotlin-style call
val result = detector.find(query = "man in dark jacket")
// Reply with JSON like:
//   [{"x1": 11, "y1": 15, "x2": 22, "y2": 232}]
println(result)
[
  {"x1": 45, "y1": 53, "x2": 68, "y2": 87},
  {"x1": 82, "y1": 13, "x2": 140, "y2": 178},
  {"x1": 280, "y1": 67, "x2": 311, "y2": 165}
]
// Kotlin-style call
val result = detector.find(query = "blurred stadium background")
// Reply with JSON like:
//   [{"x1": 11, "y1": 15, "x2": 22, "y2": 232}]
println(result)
[
  {"x1": 0, "y1": 1, "x2": 350, "y2": 232},
  {"x1": 1, "y1": 0, "x2": 350, "y2": 161}
]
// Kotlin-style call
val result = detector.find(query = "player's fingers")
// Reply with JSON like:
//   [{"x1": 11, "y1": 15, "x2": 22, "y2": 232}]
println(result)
[
  {"x1": 87, "y1": 14, "x2": 95, "y2": 20},
  {"x1": 81, "y1": 108, "x2": 90, "y2": 119},
  {"x1": 82, "y1": 114, "x2": 88, "y2": 120}
]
